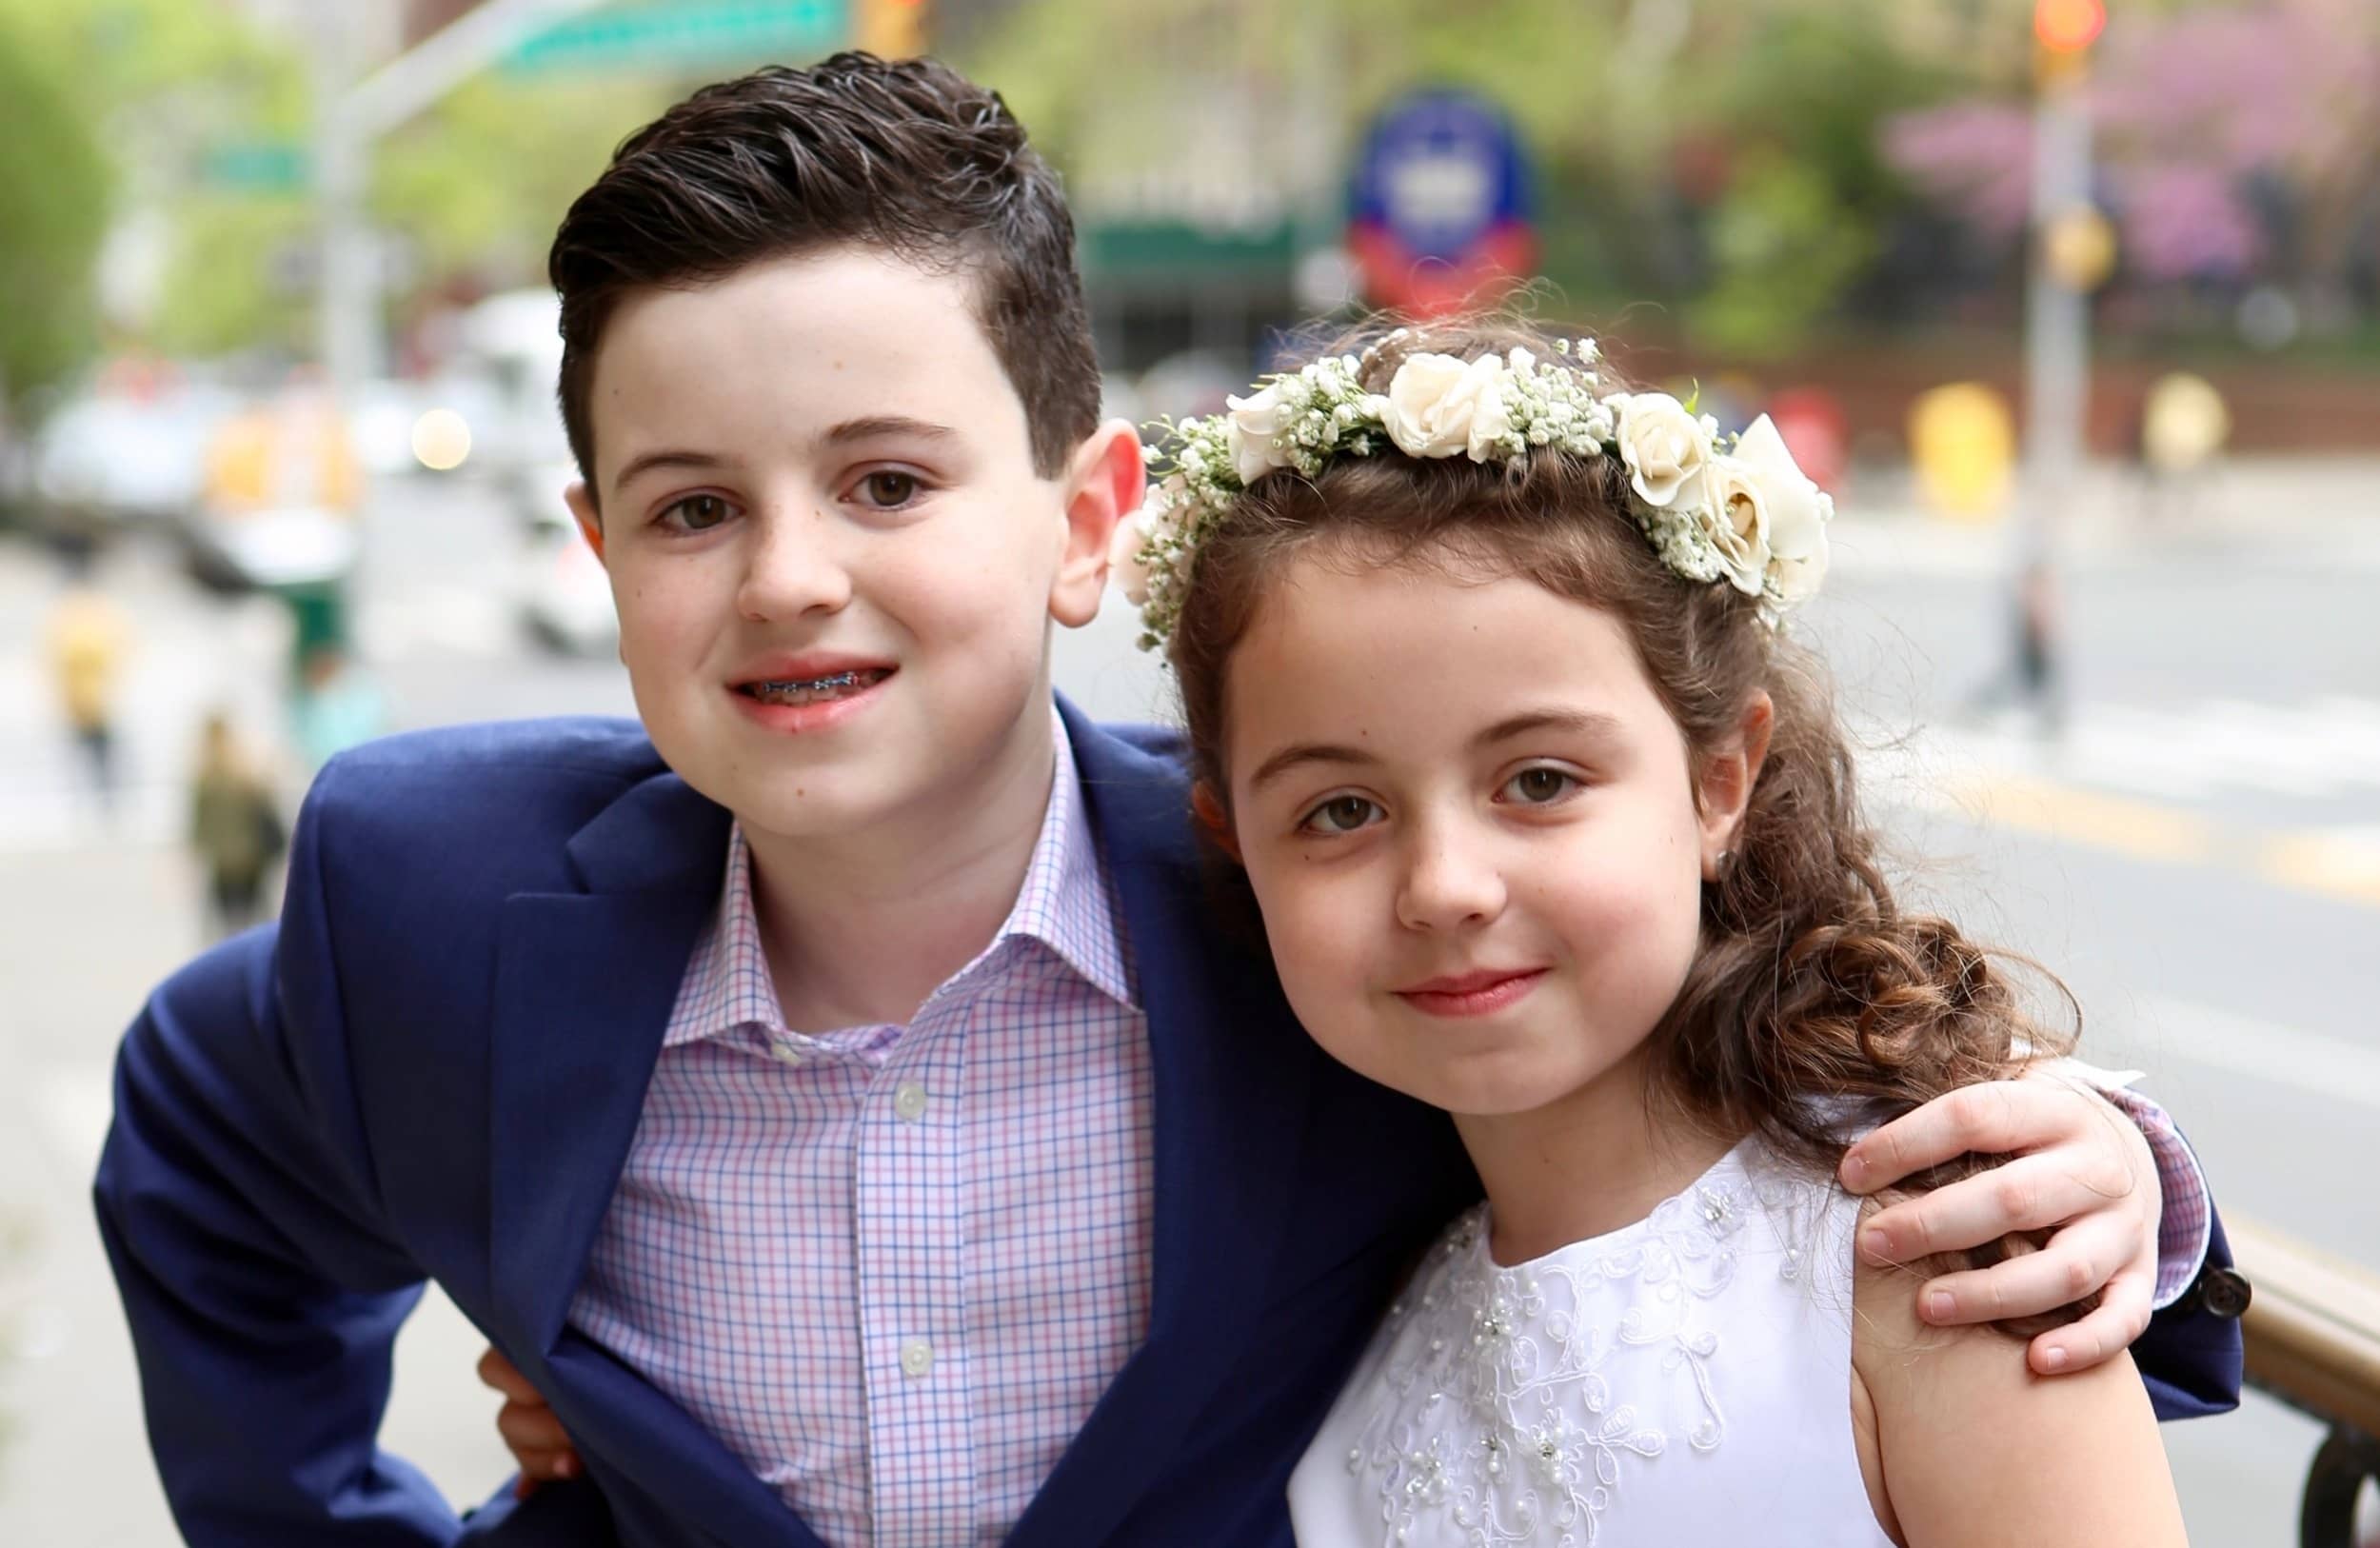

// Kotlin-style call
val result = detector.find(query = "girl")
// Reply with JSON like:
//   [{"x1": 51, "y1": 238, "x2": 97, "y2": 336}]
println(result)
[{"x1": 1116, "y1": 321, "x2": 2187, "y2": 1546}]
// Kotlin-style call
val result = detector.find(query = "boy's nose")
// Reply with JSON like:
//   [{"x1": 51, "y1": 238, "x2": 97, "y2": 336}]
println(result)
[
  {"x1": 1394, "y1": 828, "x2": 1507, "y2": 933},
  {"x1": 737, "y1": 506, "x2": 853, "y2": 622}
]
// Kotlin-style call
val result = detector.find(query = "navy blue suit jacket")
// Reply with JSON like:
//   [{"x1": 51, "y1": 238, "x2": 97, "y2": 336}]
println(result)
[{"x1": 95, "y1": 704, "x2": 2241, "y2": 1546}]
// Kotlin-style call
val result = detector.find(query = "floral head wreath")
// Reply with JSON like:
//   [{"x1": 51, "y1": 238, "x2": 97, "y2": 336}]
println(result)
[{"x1": 1109, "y1": 330, "x2": 1834, "y2": 651}]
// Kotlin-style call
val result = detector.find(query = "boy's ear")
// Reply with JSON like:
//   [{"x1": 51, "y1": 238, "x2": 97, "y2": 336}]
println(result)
[
  {"x1": 1190, "y1": 782, "x2": 1240, "y2": 863},
  {"x1": 1697, "y1": 690, "x2": 1774, "y2": 881},
  {"x1": 565, "y1": 481, "x2": 605, "y2": 566},
  {"x1": 1049, "y1": 418, "x2": 1146, "y2": 629}
]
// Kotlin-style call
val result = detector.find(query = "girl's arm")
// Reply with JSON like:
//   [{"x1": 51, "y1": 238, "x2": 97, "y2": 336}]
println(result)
[{"x1": 1850, "y1": 1234, "x2": 2190, "y2": 1548}]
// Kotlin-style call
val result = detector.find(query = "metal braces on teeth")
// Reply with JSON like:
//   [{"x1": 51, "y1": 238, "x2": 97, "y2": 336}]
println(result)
[{"x1": 760, "y1": 671, "x2": 865, "y2": 692}]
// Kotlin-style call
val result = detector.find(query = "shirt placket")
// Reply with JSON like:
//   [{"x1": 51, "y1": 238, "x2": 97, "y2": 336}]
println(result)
[{"x1": 855, "y1": 977, "x2": 975, "y2": 1546}]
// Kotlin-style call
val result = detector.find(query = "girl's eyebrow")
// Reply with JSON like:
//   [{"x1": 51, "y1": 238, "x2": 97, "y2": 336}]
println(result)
[
  {"x1": 1249, "y1": 709, "x2": 1627, "y2": 793},
  {"x1": 1247, "y1": 742, "x2": 1376, "y2": 794},
  {"x1": 1470, "y1": 708, "x2": 1627, "y2": 749}
]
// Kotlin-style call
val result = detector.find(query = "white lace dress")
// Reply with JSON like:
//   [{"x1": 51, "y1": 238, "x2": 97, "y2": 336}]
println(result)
[{"x1": 1289, "y1": 1137, "x2": 1896, "y2": 1546}]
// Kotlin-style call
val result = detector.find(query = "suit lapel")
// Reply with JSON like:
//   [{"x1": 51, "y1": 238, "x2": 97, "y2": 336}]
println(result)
[
  {"x1": 1009, "y1": 704, "x2": 1318, "y2": 1547},
  {"x1": 485, "y1": 771, "x2": 823, "y2": 1548}
]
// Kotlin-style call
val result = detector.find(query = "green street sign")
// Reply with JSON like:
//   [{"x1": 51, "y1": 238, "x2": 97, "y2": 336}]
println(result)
[
  {"x1": 202, "y1": 142, "x2": 310, "y2": 192},
  {"x1": 503, "y1": 0, "x2": 846, "y2": 74}
]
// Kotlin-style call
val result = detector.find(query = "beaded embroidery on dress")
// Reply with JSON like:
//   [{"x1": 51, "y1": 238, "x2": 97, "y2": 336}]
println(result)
[{"x1": 1287, "y1": 1137, "x2": 1895, "y2": 1547}]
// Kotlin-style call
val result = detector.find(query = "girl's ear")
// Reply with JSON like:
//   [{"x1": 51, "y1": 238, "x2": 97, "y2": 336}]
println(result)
[
  {"x1": 1190, "y1": 782, "x2": 1241, "y2": 863},
  {"x1": 1697, "y1": 691, "x2": 1775, "y2": 881}
]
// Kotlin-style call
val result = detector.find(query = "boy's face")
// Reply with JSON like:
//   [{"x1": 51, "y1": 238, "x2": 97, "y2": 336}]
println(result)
[{"x1": 568, "y1": 247, "x2": 1131, "y2": 847}]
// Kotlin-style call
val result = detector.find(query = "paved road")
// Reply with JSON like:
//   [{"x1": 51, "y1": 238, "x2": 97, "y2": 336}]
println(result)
[{"x1": 2, "y1": 467, "x2": 2373, "y2": 1542}]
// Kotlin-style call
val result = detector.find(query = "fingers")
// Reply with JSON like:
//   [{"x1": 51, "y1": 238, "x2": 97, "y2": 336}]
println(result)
[
  {"x1": 2027, "y1": 1268, "x2": 2155, "y2": 1376},
  {"x1": 1841, "y1": 1081, "x2": 2079, "y2": 1194},
  {"x1": 1859, "y1": 1153, "x2": 2136, "y2": 1264},
  {"x1": 499, "y1": 1399, "x2": 582, "y2": 1495},
  {"x1": 480, "y1": 1344, "x2": 582, "y2": 1497},
  {"x1": 1912, "y1": 1211, "x2": 2134, "y2": 1324},
  {"x1": 477, "y1": 1345, "x2": 545, "y2": 1405}
]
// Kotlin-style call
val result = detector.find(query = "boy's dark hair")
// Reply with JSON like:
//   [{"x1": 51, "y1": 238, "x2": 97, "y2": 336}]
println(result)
[{"x1": 549, "y1": 52, "x2": 1101, "y2": 492}]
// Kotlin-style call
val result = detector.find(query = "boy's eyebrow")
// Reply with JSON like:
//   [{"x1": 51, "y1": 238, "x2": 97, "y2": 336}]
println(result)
[
  {"x1": 612, "y1": 448, "x2": 727, "y2": 490},
  {"x1": 820, "y1": 415, "x2": 961, "y2": 447}
]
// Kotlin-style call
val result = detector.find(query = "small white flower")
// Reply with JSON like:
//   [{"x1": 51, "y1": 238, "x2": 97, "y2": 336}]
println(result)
[
  {"x1": 1384, "y1": 351, "x2": 1510, "y2": 460},
  {"x1": 1223, "y1": 379, "x2": 1298, "y2": 484},
  {"x1": 1614, "y1": 392, "x2": 1715, "y2": 508}
]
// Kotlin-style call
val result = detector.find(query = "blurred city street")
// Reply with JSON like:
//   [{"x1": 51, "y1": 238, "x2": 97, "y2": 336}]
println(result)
[
  {"x1": 2, "y1": 458, "x2": 2376, "y2": 1541},
  {"x1": 5, "y1": 0, "x2": 2379, "y2": 1541}
]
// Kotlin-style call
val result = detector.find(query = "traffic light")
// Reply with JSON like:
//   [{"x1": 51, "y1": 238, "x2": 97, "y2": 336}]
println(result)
[
  {"x1": 856, "y1": 0, "x2": 930, "y2": 58},
  {"x1": 2033, "y1": 0, "x2": 2104, "y2": 83}
]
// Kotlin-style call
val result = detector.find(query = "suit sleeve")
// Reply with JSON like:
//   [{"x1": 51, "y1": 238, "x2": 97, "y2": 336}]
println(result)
[
  {"x1": 94, "y1": 759, "x2": 462, "y2": 1544},
  {"x1": 2134, "y1": 1209, "x2": 2245, "y2": 1421}
]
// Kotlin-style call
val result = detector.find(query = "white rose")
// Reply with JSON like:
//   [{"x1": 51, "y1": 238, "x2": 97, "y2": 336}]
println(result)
[
  {"x1": 1732, "y1": 414, "x2": 1831, "y2": 604},
  {"x1": 1384, "y1": 352, "x2": 1509, "y2": 460},
  {"x1": 1224, "y1": 380, "x2": 1298, "y2": 484},
  {"x1": 1106, "y1": 513, "x2": 1158, "y2": 605},
  {"x1": 1614, "y1": 392, "x2": 1715, "y2": 508},
  {"x1": 1696, "y1": 456, "x2": 1774, "y2": 596}
]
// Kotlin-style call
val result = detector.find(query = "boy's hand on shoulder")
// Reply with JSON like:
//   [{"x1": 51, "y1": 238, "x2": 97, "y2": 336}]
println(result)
[
  {"x1": 1836, "y1": 1072, "x2": 2160, "y2": 1377},
  {"x1": 478, "y1": 1345, "x2": 582, "y2": 1498}
]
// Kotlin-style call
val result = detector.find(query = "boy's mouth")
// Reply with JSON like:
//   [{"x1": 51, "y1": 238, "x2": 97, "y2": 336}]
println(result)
[{"x1": 737, "y1": 667, "x2": 895, "y2": 706}]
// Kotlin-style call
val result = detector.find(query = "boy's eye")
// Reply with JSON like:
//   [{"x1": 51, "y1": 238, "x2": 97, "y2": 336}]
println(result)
[
  {"x1": 661, "y1": 494, "x2": 734, "y2": 531},
  {"x1": 856, "y1": 470, "x2": 922, "y2": 508},
  {"x1": 1299, "y1": 795, "x2": 1382, "y2": 837},
  {"x1": 1500, "y1": 766, "x2": 1580, "y2": 806}
]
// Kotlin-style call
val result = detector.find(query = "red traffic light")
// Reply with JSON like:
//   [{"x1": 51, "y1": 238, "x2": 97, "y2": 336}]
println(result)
[{"x1": 2034, "y1": 0, "x2": 2106, "y2": 53}]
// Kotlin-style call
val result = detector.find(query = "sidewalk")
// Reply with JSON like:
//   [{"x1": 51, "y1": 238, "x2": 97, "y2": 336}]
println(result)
[
  {"x1": 0, "y1": 836, "x2": 513, "y2": 1543},
  {"x1": 1825, "y1": 453, "x2": 2380, "y2": 579}
]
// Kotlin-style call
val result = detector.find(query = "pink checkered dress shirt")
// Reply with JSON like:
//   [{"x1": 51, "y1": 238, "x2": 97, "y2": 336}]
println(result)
[{"x1": 569, "y1": 717, "x2": 1151, "y2": 1548}]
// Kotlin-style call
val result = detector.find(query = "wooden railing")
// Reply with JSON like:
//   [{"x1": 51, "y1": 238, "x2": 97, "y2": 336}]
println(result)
[{"x1": 2228, "y1": 1218, "x2": 2380, "y2": 1547}]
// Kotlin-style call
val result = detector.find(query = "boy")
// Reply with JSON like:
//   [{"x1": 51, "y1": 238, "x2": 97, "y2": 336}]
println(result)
[{"x1": 97, "y1": 53, "x2": 2239, "y2": 1548}]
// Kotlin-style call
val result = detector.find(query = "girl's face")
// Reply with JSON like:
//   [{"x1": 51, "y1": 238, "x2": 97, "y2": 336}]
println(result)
[{"x1": 1220, "y1": 555, "x2": 1753, "y2": 1120}]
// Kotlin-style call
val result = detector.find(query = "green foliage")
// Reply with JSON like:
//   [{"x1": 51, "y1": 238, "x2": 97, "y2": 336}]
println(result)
[
  {"x1": 0, "y1": 20, "x2": 110, "y2": 412},
  {"x1": 1688, "y1": 150, "x2": 1876, "y2": 359},
  {"x1": 371, "y1": 73, "x2": 683, "y2": 289}
]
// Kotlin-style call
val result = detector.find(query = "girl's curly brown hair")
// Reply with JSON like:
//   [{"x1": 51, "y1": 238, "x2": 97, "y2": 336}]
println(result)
[{"x1": 1163, "y1": 318, "x2": 2094, "y2": 1338}]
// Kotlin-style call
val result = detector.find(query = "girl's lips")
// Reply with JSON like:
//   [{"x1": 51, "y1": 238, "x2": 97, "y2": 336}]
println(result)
[{"x1": 1392, "y1": 968, "x2": 1548, "y2": 1018}]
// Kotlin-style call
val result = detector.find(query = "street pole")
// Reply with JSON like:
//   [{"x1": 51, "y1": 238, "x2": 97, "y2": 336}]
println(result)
[
  {"x1": 2018, "y1": 68, "x2": 2092, "y2": 572},
  {"x1": 313, "y1": 0, "x2": 609, "y2": 400}
]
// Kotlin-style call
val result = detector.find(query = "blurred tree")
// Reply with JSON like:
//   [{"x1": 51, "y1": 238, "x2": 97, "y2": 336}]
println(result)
[
  {"x1": 0, "y1": 0, "x2": 312, "y2": 359},
  {"x1": 1886, "y1": 0, "x2": 2380, "y2": 319},
  {"x1": 0, "y1": 19, "x2": 111, "y2": 415},
  {"x1": 371, "y1": 72, "x2": 683, "y2": 300},
  {"x1": 962, "y1": 0, "x2": 1965, "y2": 353}
]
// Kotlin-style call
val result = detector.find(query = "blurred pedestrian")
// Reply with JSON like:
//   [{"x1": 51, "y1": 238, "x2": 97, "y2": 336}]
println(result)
[
  {"x1": 188, "y1": 712, "x2": 286, "y2": 941},
  {"x1": 44, "y1": 542, "x2": 130, "y2": 816},
  {"x1": 288, "y1": 641, "x2": 384, "y2": 775},
  {"x1": 1964, "y1": 557, "x2": 2066, "y2": 737}
]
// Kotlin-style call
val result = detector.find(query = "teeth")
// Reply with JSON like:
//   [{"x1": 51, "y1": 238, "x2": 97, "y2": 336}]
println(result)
[{"x1": 745, "y1": 668, "x2": 885, "y2": 706}]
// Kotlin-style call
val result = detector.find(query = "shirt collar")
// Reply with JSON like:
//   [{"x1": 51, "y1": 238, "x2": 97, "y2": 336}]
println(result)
[{"x1": 663, "y1": 709, "x2": 1135, "y2": 1050}]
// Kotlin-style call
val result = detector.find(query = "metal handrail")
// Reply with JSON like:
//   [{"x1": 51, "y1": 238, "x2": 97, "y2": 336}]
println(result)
[{"x1": 2228, "y1": 1217, "x2": 2380, "y2": 1548}]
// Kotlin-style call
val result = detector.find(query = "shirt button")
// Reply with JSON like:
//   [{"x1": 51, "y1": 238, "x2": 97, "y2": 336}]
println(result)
[
  {"x1": 899, "y1": 1338, "x2": 934, "y2": 1379},
  {"x1": 769, "y1": 1042, "x2": 805, "y2": 1067},
  {"x1": 892, "y1": 1081, "x2": 928, "y2": 1122}
]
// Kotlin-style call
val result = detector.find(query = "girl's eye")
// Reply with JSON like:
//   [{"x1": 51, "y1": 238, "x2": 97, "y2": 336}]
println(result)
[
  {"x1": 661, "y1": 494, "x2": 734, "y2": 532},
  {"x1": 1500, "y1": 766, "x2": 1580, "y2": 806},
  {"x1": 1299, "y1": 795, "x2": 1382, "y2": 837},
  {"x1": 856, "y1": 470, "x2": 922, "y2": 508}
]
